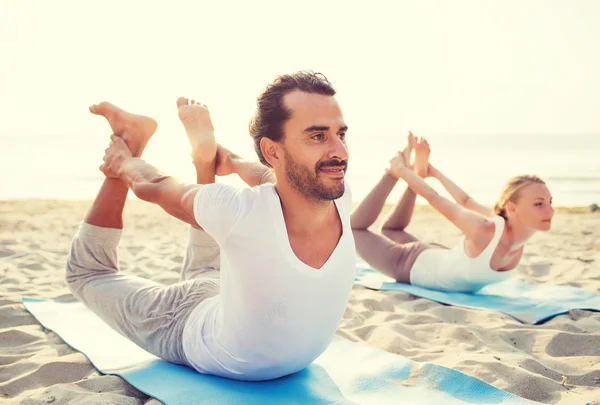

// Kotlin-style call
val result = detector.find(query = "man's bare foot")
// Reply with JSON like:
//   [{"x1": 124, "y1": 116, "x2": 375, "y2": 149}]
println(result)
[
  {"x1": 413, "y1": 136, "x2": 430, "y2": 178},
  {"x1": 89, "y1": 102, "x2": 157, "y2": 158},
  {"x1": 177, "y1": 97, "x2": 217, "y2": 163}
]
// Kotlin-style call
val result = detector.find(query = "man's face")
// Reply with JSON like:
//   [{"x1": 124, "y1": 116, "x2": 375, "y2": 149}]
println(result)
[{"x1": 279, "y1": 90, "x2": 348, "y2": 201}]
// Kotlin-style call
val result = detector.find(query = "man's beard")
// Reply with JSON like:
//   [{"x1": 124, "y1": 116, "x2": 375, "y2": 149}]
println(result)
[{"x1": 283, "y1": 150, "x2": 347, "y2": 201}]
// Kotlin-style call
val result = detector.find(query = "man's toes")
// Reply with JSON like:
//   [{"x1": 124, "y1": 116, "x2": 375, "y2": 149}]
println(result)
[{"x1": 90, "y1": 101, "x2": 121, "y2": 117}]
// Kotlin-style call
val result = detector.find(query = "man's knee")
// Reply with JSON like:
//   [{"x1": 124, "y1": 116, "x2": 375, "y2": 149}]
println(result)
[
  {"x1": 64, "y1": 250, "x2": 98, "y2": 299},
  {"x1": 64, "y1": 238, "x2": 119, "y2": 300},
  {"x1": 65, "y1": 260, "x2": 85, "y2": 301}
]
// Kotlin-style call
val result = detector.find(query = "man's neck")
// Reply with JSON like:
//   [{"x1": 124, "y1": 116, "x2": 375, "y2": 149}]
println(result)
[{"x1": 274, "y1": 182, "x2": 336, "y2": 235}]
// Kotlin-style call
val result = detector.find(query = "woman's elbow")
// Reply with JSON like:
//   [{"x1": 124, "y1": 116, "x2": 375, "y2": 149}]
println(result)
[{"x1": 461, "y1": 196, "x2": 474, "y2": 208}]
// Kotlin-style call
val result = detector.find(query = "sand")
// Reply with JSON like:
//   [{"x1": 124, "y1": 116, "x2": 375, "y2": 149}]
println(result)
[{"x1": 1, "y1": 200, "x2": 599, "y2": 404}]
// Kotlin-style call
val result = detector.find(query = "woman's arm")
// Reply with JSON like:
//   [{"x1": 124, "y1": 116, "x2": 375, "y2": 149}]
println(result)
[
  {"x1": 429, "y1": 164, "x2": 494, "y2": 218},
  {"x1": 388, "y1": 154, "x2": 494, "y2": 243}
]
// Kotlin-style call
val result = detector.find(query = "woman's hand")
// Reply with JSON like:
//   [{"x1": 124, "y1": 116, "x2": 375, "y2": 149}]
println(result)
[
  {"x1": 386, "y1": 152, "x2": 409, "y2": 179},
  {"x1": 426, "y1": 163, "x2": 439, "y2": 178}
]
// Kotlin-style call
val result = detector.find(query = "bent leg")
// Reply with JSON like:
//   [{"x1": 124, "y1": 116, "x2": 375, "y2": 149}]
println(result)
[
  {"x1": 380, "y1": 186, "x2": 420, "y2": 243},
  {"x1": 64, "y1": 102, "x2": 217, "y2": 363},
  {"x1": 381, "y1": 133, "x2": 429, "y2": 233},
  {"x1": 353, "y1": 229, "x2": 429, "y2": 283},
  {"x1": 178, "y1": 107, "x2": 222, "y2": 280},
  {"x1": 381, "y1": 227, "x2": 420, "y2": 244},
  {"x1": 381, "y1": 186, "x2": 418, "y2": 233},
  {"x1": 351, "y1": 173, "x2": 419, "y2": 244},
  {"x1": 66, "y1": 222, "x2": 218, "y2": 364},
  {"x1": 351, "y1": 174, "x2": 398, "y2": 229},
  {"x1": 181, "y1": 227, "x2": 220, "y2": 281}
]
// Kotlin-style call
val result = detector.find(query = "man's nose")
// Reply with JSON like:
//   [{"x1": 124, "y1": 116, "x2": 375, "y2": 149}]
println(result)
[{"x1": 327, "y1": 135, "x2": 348, "y2": 161}]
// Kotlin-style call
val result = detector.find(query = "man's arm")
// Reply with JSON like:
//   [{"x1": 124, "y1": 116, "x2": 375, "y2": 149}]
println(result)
[
  {"x1": 216, "y1": 145, "x2": 275, "y2": 187},
  {"x1": 232, "y1": 159, "x2": 275, "y2": 186},
  {"x1": 119, "y1": 157, "x2": 202, "y2": 227},
  {"x1": 101, "y1": 135, "x2": 202, "y2": 227}
]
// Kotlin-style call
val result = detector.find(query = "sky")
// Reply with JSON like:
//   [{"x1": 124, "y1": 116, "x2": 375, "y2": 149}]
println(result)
[{"x1": 1, "y1": 0, "x2": 599, "y2": 178}]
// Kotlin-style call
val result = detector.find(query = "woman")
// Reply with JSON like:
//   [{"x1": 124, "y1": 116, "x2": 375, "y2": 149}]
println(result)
[{"x1": 351, "y1": 133, "x2": 554, "y2": 292}]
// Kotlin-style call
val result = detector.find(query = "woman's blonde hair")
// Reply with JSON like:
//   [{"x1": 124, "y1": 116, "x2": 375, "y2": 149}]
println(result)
[{"x1": 493, "y1": 175, "x2": 546, "y2": 219}]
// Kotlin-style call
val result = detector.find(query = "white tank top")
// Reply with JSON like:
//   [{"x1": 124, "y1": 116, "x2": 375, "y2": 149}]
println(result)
[{"x1": 409, "y1": 216, "x2": 513, "y2": 292}]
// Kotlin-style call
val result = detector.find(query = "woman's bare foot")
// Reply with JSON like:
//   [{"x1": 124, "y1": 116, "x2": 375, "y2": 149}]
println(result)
[
  {"x1": 401, "y1": 131, "x2": 415, "y2": 167},
  {"x1": 89, "y1": 102, "x2": 157, "y2": 158},
  {"x1": 176, "y1": 97, "x2": 217, "y2": 163},
  {"x1": 413, "y1": 136, "x2": 430, "y2": 178}
]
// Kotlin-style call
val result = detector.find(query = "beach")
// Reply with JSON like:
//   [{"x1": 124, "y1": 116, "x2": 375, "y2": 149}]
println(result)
[
  {"x1": 1, "y1": 200, "x2": 599, "y2": 404},
  {"x1": 3, "y1": 0, "x2": 600, "y2": 402}
]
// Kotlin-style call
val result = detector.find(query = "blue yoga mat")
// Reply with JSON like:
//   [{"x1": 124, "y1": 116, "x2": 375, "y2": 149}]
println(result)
[
  {"x1": 23, "y1": 298, "x2": 532, "y2": 405},
  {"x1": 355, "y1": 263, "x2": 600, "y2": 324}
]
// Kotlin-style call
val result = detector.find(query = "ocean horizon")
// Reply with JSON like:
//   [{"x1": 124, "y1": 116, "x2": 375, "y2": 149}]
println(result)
[{"x1": 2, "y1": 132, "x2": 598, "y2": 207}]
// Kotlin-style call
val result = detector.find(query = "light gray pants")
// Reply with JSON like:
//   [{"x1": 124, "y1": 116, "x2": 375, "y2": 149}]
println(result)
[{"x1": 65, "y1": 222, "x2": 221, "y2": 366}]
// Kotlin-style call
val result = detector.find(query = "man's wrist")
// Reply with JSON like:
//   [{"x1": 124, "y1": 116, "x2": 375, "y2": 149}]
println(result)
[
  {"x1": 117, "y1": 156, "x2": 136, "y2": 183},
  {"x1": 259, "y1": 168, "x2": 275, "y2": 185},
  {"x1": 225, "y1": 156, "x2": 247, "y2": 177}
]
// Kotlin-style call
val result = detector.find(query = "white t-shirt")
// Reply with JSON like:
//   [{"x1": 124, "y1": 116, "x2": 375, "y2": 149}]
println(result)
[{"x1": 181, "y1": 183, "x2": 356, "y2": 381}]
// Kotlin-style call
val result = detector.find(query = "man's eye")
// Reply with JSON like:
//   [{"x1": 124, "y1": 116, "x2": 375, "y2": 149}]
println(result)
[
  {"x1": 312, "y1": 133, "x2": 325, "y2": 141},
  {"x1": 339, "y1": 133, "x2": 346, "y2": 140}
]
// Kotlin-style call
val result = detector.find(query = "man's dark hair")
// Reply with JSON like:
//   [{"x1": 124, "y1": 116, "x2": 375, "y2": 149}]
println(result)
[{"x1": 249, "y1": 71, "x2": 336, "y2": 167}]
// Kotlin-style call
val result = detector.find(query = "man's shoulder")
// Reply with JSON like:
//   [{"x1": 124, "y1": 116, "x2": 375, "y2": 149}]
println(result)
[
  {"x1": 201, "y1": 182, "x2": 271, "y2": 198},
  {"x1": 246, "y1": 183, "x2": 276, "y2": 202},
  {"x1": 210, "y1": 182, "x2": 276, "y2": 212},
  {"x1": 194, "y1": 183, "x2": 269, "y2": 218}
]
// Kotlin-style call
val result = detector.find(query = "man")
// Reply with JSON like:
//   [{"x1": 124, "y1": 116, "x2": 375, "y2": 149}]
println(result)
[{"x1": 66, "y1": 71, "x2": 355, "y2": 381}]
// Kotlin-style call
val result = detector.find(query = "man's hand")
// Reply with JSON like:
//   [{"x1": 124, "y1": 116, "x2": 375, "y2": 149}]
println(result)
[
  {"x1": 215, "y1": 144, "x2": 240, "y2": 176},
  {"x1": 100, "y1": 135, "x2": 133, "y2": 178}
]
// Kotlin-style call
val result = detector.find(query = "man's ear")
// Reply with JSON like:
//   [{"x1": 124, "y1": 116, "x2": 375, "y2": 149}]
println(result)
[{"x1": 261, "y1": 138, "x2": 282, "y2": 168}]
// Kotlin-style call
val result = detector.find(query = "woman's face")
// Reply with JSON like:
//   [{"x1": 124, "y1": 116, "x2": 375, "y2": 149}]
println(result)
[{"x1": 510, "y1": 183, "x2": 554, "y2": 231}]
